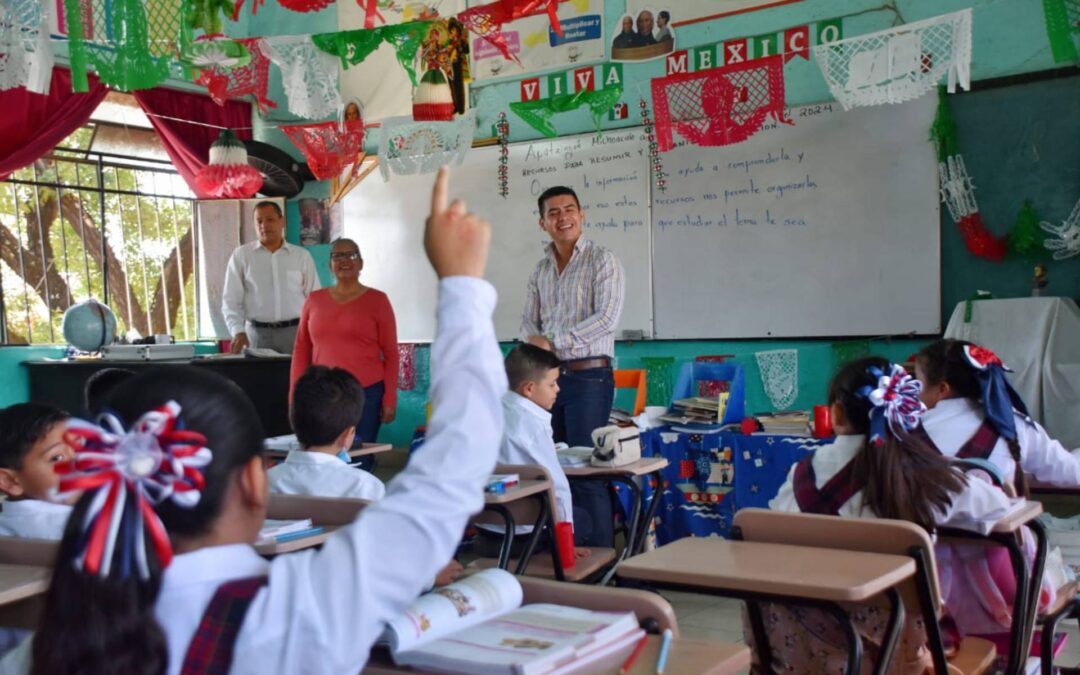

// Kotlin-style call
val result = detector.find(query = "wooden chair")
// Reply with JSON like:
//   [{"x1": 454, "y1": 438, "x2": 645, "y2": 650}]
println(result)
[
  {"x1": 469, "y1": 464, "x2": 617, "y2": 583},
  {"x1": 732, "y1": 508, "x2": 997, "y2": 675},
  {"x1": 613, "y1": 369, "x2": 647, "y2": 416}
]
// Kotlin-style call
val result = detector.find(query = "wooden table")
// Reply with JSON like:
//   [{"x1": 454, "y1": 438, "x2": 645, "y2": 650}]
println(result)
[
  {"x1": 254, "y1": 526, "x2": 338, "y2": 556},
  {"x1": 617, "y1": 538, "x2": 916, "y2": 675},
  {"x1": 0, "y1": 564, "x2": 49, "y2": 606},
  {"x1": 481, "y1": 479, "x2": 554, "y2": 573},
  {"x1": 362, "y1": 636, "x2": 750, "y2": 674},
  {"x1": 564, "y1": 457, "x2": 669, "y2": 561}
]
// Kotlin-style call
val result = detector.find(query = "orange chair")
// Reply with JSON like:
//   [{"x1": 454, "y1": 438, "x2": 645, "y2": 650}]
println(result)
[{"x1": 613, "y1": 369, "x2": 647, "y2": 416}]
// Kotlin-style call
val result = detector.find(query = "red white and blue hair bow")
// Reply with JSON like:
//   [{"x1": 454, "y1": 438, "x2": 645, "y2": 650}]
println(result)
[
  {"x1": 961, "y1": 344, "x2": 1029, "y2": 441},
  {"x1": 55, "y1": 401, "x2": 212, "y2": 580},
  {"x1": 858, "y1": 364, "x2": 926, "y2": 445}
]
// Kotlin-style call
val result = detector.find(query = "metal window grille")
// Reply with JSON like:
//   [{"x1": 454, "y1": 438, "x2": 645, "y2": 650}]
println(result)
[{"x1": 0, "y1": 139, "x2": 198, "y2": 345}]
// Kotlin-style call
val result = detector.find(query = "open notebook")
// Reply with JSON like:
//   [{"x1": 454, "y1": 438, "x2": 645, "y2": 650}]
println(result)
[{"x1": 382, "y1": 569, "x2": 643, "y2": 674}]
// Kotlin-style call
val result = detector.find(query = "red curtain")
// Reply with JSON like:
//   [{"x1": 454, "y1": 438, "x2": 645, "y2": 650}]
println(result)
[
  {"x1": 133, "y1": 89, "x2": 252, "y2": 198},
  {"x1": 0, "y1": 69, "x2": 108, "y2": 180}
]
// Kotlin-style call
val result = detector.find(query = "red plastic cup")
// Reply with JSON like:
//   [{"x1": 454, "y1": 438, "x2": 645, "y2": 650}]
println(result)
[
  {"x1": 555, "y1": 522, "x2": 576, "y2": 571},
  {"x1": 813, "y1": 405, "x2": 833, "y2": 438},
  {"x1": 218, "y1": 339, "x2": 232, "y2": 353}
]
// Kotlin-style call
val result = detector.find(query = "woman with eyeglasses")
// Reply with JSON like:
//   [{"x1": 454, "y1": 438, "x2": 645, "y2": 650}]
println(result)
[{"x1": 291, "y1": 238, "x2": 399, "y2": 461}]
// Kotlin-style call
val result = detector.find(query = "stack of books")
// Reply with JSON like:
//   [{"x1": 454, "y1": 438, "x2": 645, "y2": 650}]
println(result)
[
  {"x1": 381, "y1": 569, "x2": 644, "y2": 674},
  {"x1": 659, "y1": 393, "x2": 729, "y2": 428},
  {"x1": 756, "y1": 411, "x2": 811, "y2": 435}
]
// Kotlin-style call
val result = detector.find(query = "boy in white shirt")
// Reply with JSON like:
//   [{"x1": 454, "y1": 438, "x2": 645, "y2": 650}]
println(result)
[
  {"x1": 269, "y1": 365, "x2": 386, "y2": 501},
  {"x1": 475, "y1": 344, "x2": 592, "y2": 558},
  {"x1": 0, "y1": 404, "x2": 75, "y2": 539}
]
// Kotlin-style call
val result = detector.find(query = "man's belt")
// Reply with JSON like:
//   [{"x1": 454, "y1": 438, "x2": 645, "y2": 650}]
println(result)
[
  {"x1": 563, "y1": 356, "x2": 612, "y2": 371},
  {"x1": 249, "y1": 318, "x2": 300, "y2": 329}
]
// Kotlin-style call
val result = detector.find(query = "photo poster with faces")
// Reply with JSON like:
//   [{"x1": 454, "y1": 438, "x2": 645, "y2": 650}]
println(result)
[
  {"x1": 611, "y1": 6, "x2": 676, "y2": 63},
  {"x1": 469, "y1": 0, "x2": 605, "y2": 82},
  {"x1": 630, "y1": 0, "x2": 804, "y2": 28},
  {"x1": 298, "y1": 198, "x2": 344, "y2": 246}
]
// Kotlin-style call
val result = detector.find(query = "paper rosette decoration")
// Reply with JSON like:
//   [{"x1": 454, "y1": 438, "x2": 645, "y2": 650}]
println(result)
[
  {"x1": 650, "y1": 55, "x2": 791, "y2": 152},
  {"x1": 413, "y1": 69, "x2": 455, "y2": 121},
  {"x1": 63, "y1": 0, "x2": 181, "y2": 92},
  {"x1": 282, "y1": 120, "x2": 366, "y2": 181},
  {"x1": 379, "y1": 110, "x2": 476, "y2": 181},
  {"x1": 509, "y1": 86, "x2": 622, "y2": 139},
  {"x1": 195, "y1": 129, "x2": 263, "y2": 198},
  {"x1": 195, "y1": 37, "x2": 275, "y2": 113},
  {"x1": 813, "y1": 9, "x2": 972, "y2": 110},
  {"x1": 264, "y1": 35, "x2": 343, "y2": 120},
  {"x1": 312, "y1": 21, "x2": 432, "y2": 88},
  {"x1": 930, "y1": 88, "x2": 1007, "y2": 261},
  {"x1": 1041, "y1": 197, "x2": 1080, "y2": 260},
  {"x1": 0, "y1": 0, "x2": 53, "y2": 94},
  {"x1": 458, "y1": 0, "x2": 562, "y2": 63}
]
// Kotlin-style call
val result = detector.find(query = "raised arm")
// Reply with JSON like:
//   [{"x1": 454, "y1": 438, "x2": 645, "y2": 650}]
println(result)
[{"x1": 260, "y1": 168, "x2": 505, "y2": 672}]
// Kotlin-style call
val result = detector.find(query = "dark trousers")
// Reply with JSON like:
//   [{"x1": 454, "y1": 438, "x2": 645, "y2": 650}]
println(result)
[
  {"x1": 551, "y1": 366, "x2": 615, "y2": 547},
  {"x1": 351, "y1": 381, "x2": 384, "y2": 471}
]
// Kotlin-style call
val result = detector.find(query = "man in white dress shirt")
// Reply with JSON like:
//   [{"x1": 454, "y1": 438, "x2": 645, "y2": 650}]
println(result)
[{"x1": 222, "y1": 201, "x2": 320, "y2": 354}]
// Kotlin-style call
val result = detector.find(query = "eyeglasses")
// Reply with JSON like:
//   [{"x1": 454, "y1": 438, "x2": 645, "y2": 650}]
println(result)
[{"x1": 330, "y1": 252, "x2": 361, "y2": 261}]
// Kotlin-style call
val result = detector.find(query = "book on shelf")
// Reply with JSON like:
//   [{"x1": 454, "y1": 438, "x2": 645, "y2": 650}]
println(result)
[
  {"x1": 660, "y1": 392, "x2": 730, "y2": 428},
  {"x1": 256, "y1": 519, "x2": 323, "y2": 544},
  {"x1": 755, "y1": 410, "x2": 811, "y2": 436},
  {"x1": 383, "y1": 568, "x2": 643, "y2": 674}
]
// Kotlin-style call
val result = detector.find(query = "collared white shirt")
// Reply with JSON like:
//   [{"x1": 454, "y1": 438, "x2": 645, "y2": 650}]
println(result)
[
  {"x1": 221, "y1": 241, "x2": 320, "y2": 337},
  {"x1": 0, "y1": 499, "x2": 71, "y2": 540},
  {"x1": 497, "y1": 391, "x2": 573, "y2": 528},
  {"x1": 0, "y1": 278, "x2": 505, "y2": 675},
  {"x1": 923, "y1": 398, "x2": 1080, "y2": 487},
  {"x1": 770, "y1": 434, "x2": 1018, "y2": 535},
  {"x1": 268, "y1": 449, "x2": 386, "y2": 501},
  {"x1": 520, "y1": 238, "x2": 625, "y2": 360}
]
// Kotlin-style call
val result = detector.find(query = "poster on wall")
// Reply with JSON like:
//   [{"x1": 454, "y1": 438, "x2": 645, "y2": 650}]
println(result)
[
  {"x1": 469, "y1": 0, "x2": 605, "y2": 82},
  {"x1": 611, "y1": 7, "x2": 676, "y2": 62},
  {"x1": 627, "y1": 0, "x2": 803, "y2": 28},
  {"x1": 299, "y1": 198, "x2": 344, "y2": 246}
]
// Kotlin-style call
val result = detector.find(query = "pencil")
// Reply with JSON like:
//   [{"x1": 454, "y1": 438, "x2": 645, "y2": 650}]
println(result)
[
  {"x1": 656, "y1": 628, "x2": 673, "y2": 674},
  {"x1": 619, "y1": 632, "x2": 650, "y2": 674}
]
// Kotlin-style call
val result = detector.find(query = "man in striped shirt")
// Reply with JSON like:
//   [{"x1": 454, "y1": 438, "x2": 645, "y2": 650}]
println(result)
[{"x1": 520, "y1": 186, "x2": 625, "y2": 547}]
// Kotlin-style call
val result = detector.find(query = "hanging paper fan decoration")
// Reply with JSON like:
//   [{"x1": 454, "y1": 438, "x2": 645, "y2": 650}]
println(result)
[
  {"x1": 282, "y1": 120, "x2": 365, "y2": 181},
  {"x1": 413, "y1": 68, "x2": 455, "y2": 121},
  {"x1": 195, "y1": 130, "x2": 263, "y2": 198},
  {"x1": 458, "y1": 0, "x2": 562, "y2": 63},
  {"x1": 179, "y1": 34, "x2": 250, "y2": 70},
  {"x1": 63, "y1": 0, "x2": 176, "y2": 92},
  {"x1": 0, "y1": 0, "x2": 53, "y2": 94},
  {"x1": 195, "y1": 37, "x2": 276, "y2": 113}
]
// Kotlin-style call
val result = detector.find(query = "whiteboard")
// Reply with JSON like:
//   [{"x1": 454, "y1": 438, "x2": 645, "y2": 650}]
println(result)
[
  {"x1": 343, "y1": 129, "x2": 653, "y2": 342},
  {"x1": 652, "y1": 97, "x2": 941, "y2": 338}
]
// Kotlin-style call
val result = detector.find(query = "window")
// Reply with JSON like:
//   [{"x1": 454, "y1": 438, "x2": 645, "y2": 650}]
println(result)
[{"x1": 0, "y1": 120, "x2": 198, "y2": 345}]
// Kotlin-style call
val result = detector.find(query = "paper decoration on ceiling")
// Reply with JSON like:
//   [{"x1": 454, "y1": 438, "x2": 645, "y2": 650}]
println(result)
[
  {"x1": 1009, "y1": 200, "x2": 1047, "y2": 259},
  {"x1": 378, "y1": 109, "x2": 475, "y2": 181},
  {"x1": 0, "y1": 0, "x2": 53, "y2": 93},
  {"x1": 195, "y1": 129, "x2": 264, "y2": 198},
  {"x1": 813, "y1": 9, "x2": 972, "y2": 110},
  {"x1": 282, "y1": 120, "x2": 365, "y2": 181},
  {"x1": 232, "y1": 0, "x2": 332, "y2": 17},
  {"x1": 458, "y1": 0, "x2": 563, "y2": 64},
  {"x1": 263, "y1": 35, "x2": 343, "y2": 120},
  {"x1": 1042, "y1": 0, "x2": 1080, "y2": 63},
  {"x1": 64, "y1": 0, "x2": 179, "y2": 92},
  {"x1": 1041, "y1": 197, "x2": 1080, "y2": 260},
  {"x1": 312, "y1": 21, "x2": 432, "y2": 88},
  {"x1": 650, "y1": 55, "x2": 791, "y2": 152},
  {"x1": 178, "y1": 34, "x2": 250, "y2": 71},
  {"x1": 413, "y1": 69, "x2": 455, "y2": 121},
  {"x1": 195, "y1": 37, "x2": 276, "y2": 113},
  {"x1": 930, "y1": 88, "x2": 1007, "y2": 261},
  {"x1": 185, "y1": 0, "x2": 237, "y2": 35},
  {"x1": 755, "y1": 349, "x2": 798, "y2": 410},
  {"x1": 510, "y1": 86, "x2": 621, "y2": 138}
]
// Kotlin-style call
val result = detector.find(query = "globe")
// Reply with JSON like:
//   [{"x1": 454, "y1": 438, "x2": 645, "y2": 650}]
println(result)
[{"x1": 61, "y1": 299, "x2": 117, "y2": 352}]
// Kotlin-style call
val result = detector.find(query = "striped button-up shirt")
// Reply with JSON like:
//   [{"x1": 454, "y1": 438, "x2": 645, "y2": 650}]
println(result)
[{"x1": 520, "y1": 238, "x2": 625, "y2": 360}]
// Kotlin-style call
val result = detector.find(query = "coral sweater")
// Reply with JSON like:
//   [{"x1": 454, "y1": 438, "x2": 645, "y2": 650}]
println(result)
[{"x1": 291, "y1": 287, "x2": 399, "y2": 408}]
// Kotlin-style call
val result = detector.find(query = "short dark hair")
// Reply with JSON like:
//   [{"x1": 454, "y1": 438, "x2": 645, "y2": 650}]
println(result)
[
  {"x1": 659, "y1": 10, "x2": 670, "y2": 20},
  {"x1": 253, "y1": 201, "x2": 282, "y2": 218},
  {"x1": 0, "y1": 403, "x2": 70, "y2": 470},
  {"x1": 505, "y1": 344, "x2": 562, "y2": 391},
  {"x1": 537, "y1": 186, "x2": 580, "y2": 217},
  {"x1": 290, "y1": 366, "x2": 364, "y2": 448},
  {"x1": 84, "y1": 368, "x2": 135, "y2": 416}
]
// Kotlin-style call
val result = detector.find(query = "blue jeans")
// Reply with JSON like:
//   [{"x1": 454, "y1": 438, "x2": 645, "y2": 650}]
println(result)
[
  {"x1": 552, "y1": 367, "x2": 615, "y2": 547},
  {"x1": 351, "y1": 381, "x2": 384, "y2": 471}
]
